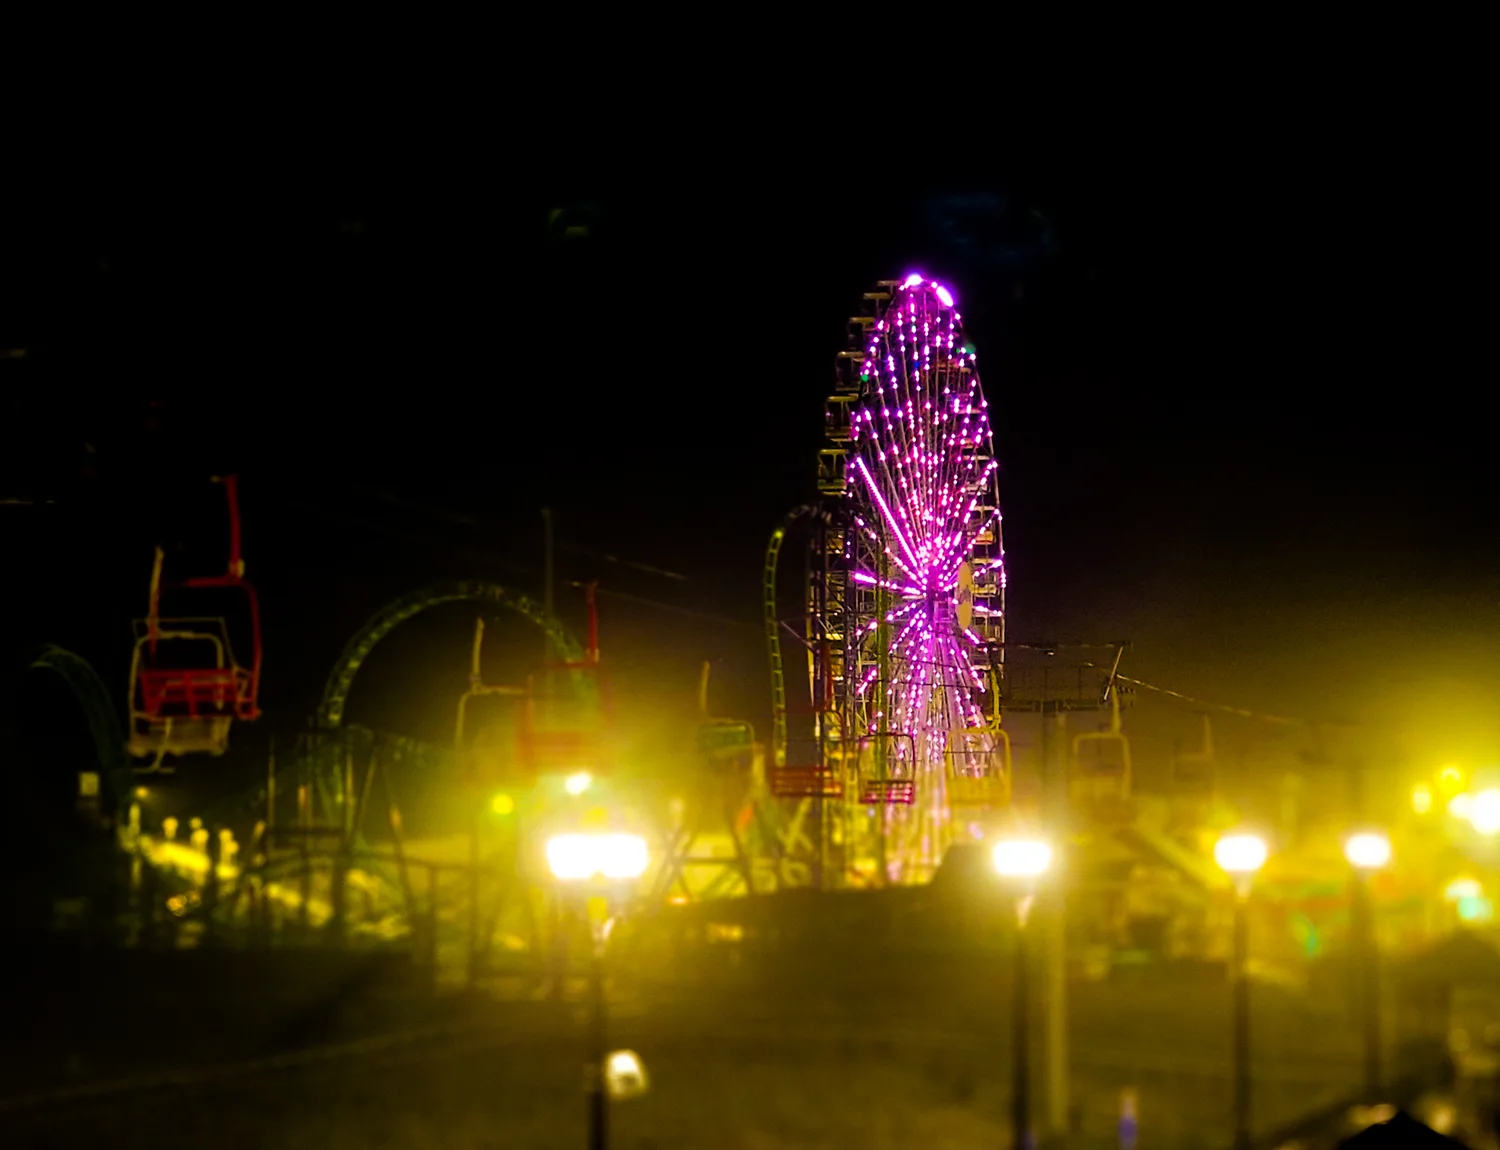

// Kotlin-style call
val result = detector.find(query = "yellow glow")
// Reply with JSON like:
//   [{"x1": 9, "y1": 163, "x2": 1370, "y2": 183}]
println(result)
[
  {"x1": 667, "y1": 894, "x2": 689, "y2": 906},
  {"x1": 133, "y1": 786, "x2": 150, "y2": 800},
  {"x1": 490, "y1": 793, "x2": 515, "y2": 816},
  {"x1": 1449, "y1": 793, "x2": 1474, "y2": 819},
  {"x1": 564, "y1": 771, "x2": 593, "y2": 796},
  {"x1": 1438, "y1": 765, "x2": 1466, "y2": 796},
  {"x1": 1411, "y1": 784, "x2": 1433, "y2": 814},
  {"x1": 546, "y1": 833, "x2": 649, "y2": 881},
  {"x1": 603, "y1": 1048, "x2": 649, "y2": 1099},
  {"x1": 991, "y1": 838, "x2": 1052, "y2": 879},
  {"x1": 1472, "y1": 789, "x2": 1500, "y2": 836},
  {"x1": 608, "y1": 1050, "x2": 643, "y2": 1077},
  {"x1": 1344, "y1": 831, "x2": 1392, "y2": 870},
  {"x1": 1446, "y1": 877, "x2": 1484, "y2": 902},
  {"x1": 1214, "y1": 832, "x2": 1269, "y2": 876}
]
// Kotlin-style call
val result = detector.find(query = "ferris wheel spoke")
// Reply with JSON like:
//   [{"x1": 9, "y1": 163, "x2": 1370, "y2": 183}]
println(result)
[{"x1": 853, "y1": 457, "x2": 923, "y2": 580}]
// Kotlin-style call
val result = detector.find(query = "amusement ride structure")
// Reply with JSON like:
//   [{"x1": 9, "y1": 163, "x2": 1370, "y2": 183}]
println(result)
[
  {"x1": 766, "y1": 276, "x2": 1018, "y2": 887},
  {"x1": 11, "y1": 279, "x2": 1155, "y2": 973}
]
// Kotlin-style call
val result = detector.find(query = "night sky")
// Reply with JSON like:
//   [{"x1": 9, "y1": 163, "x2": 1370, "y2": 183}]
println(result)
[{"x1": 3, "y1": 133, "x2": 1495, "y2": 798}]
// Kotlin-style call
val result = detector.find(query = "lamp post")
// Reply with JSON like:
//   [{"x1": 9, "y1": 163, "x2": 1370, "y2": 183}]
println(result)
[
  {"x1": 1344, "y1": 830, "x2": 1391, "y2": 1100},
  {"x1": 1214, "y1": 832, "x2": 1268, "y2": 1150},
  {"x1": 545, "y1": 832, "x2": 650, "y2": 1150},
  {"x1": 992, "y1": 836, "x2": 1053, "y2": 1150}
]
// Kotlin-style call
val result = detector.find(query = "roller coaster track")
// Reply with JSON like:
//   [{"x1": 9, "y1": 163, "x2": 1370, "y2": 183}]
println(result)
[
  {"x1": 5, "y1": 645, "x2": 130, "y2": 812},
  {"x1": 318, "y1": 580, "x2": 585, "y2": 731},
  {"x1": 763, "y1": 506, "x2": 833, "y2": 771}
]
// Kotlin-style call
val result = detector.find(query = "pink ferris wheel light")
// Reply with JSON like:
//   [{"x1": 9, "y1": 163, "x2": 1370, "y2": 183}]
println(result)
[{"x1": 842, "y1": 275, "x2": 1005, "y2": 803}]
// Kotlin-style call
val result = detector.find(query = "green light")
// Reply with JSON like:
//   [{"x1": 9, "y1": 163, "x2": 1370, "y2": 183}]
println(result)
[{"x1": 1458, "y1": 895, "x2": 1493, "y2": 923}]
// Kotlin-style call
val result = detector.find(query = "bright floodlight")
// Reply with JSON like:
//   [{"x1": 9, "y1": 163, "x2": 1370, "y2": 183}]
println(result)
[
  {"x1": 604, "y1": 1049, "x2": 650, "y2": 1101},
  {"x1": 1214, "y1": 833, "x2": 1268, "y2": 877},
  {"x1": 546, "y1": 833, "x2": 649, "y2": 882},
  {"x1": 564, "y1": 771, "x2": 593, "y2": 796},
  {"x1": 1344, "y1": 831, "x2": 1392, "y2": 871},
  {"x1": 1471, "y1": 789, "x2": 1500, "y2": 836},
  {"x1": 991, "y1": 838, "x2": 1053, "y2": 879}
]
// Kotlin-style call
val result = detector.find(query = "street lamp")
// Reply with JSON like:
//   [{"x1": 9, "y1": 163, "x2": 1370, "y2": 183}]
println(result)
[
  {"x1": 545, "y1": 831, "x2": 650, "y2": 1150},
  {"x1": 1344, "y1": 830, "x2": 1391, "y2": 1100},
  {"x1": 992, "y1": 836, "x2": 1053, "y2": 1150},
  {"x1": 1214, "y1": 832, "x2": 1268, "y2": 1150}
]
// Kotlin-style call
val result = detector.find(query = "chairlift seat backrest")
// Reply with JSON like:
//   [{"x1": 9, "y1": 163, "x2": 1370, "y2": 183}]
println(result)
[{"x1": 770, "y1": 766, "x2": 843, "y2": 798}]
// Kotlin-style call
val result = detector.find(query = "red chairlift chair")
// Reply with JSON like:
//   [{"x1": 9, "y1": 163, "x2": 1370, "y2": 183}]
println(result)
[
  {"x1": 769, "y1": 640, "x2": 844, "y2": 798},
  {"x1": 856, "y1": 731, "x2": 918, "y2": 806},
  {"x1": 517, "y1": 583, "x2": 611, "y2": 776},
  {"x1": 127, "y1": 475, "x2": 262, "y2": 762}
]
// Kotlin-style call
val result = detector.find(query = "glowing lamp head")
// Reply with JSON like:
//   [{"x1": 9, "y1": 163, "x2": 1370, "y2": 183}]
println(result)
[
  {"x1": 546, "y1": 833, "x2": 649, "y2": 883},
  {"x1": 564, "y1": 771, "x2": 593, "y2": 796},
  {"x1": 1411, "y1": 783, "x2": 1434, "y2": 814},
  {"x1": 490, "y1": 792, "x2": 515, "y2": 816},
  {"x1": 1214, "y1": 833, "x2": 1268, "y2": 877},
  {"x1": 1344, "y1": 831, "x2": 1392, "y2": 871},
  {"x1": 902, "y1": 273, "x2": 924, "y2": 287},
  {"x1": 604, "y1": 1049, "x2": 650, "y2": 1100},
  {"x1": 934, "y1": 283, "x2": 955, "y2": 308},
  {"x1": 991, "y1": 838, "x2": 1052, "y2": 880},
  {"x1": 1472, "y1": 789, "x2": 1500, "y2": 836}
]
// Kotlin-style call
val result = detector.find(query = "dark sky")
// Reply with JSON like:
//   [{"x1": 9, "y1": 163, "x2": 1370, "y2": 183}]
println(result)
[{"x1": 3, "y1": 129, "x2": 1496, "y2": 788}]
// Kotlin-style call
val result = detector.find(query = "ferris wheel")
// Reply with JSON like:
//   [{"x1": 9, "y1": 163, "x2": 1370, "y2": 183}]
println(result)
[{"x1": 799, "y1": 275, "x2": 1008, "y2": 884}]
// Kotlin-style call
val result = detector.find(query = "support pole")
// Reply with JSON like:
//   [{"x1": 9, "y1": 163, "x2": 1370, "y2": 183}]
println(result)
[
  {"x1": 266, "y1": 737, "x2": 276, "y2": 835},
  {"x1": 542, "y1": 508, "x2": 555, "y2": 661},
  {"x1": 344, "y1": 746, "x2": 356, "y2": 840},
  {"x1": 298, "y1": 783, "x2": 311, "y2": 936},
  {"x1": 1233, "y1": 887, "x2": 1252, "y2": 1150},
  {"x1": 1354, "y1": 870, "x2": 1381, "y2": 1097},
  {"x1": 468, "y1": 807, "x2": 481, "y2": 988},
  {"x1": 588, "y1": 919, "x2": 608, "y2": 1150},
  {"x1": 1013, "y1": 896, "x2": 1033, "y2": 1150},
  {"x1": 1040, "y1": 704, "x2": 1070, "y2": 1138}
]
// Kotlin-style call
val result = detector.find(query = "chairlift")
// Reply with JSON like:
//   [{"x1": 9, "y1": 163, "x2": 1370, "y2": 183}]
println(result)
[
  {"x1": 126, "y1": 475, "x2": 262, "y2": 762},
  {"x1": 693, "y1": 667, "x2": 757, "y2": 774},
  {"x1": 948, "y1": 667, "x2": 1012, "y2": 807},
  {"x1": 856, "y1": 731, "x2": 917, "y2": 805},
  {"x1": 1070, "y1": 689, "x2": 1132, "y2": 807},
  {"x1": 947, "y1": 729, "x2": 1012, "y2": 807},
  {"x1": 518, "y1": 583, "x2": 610, "y2": 775},
  {"x1": 769, "y1": 761, "x2": 844, "y2": 799},
  {"x1": 454, "y1": 617, "x2": 528, "y2": 789},
  {"x1": 1171, "y1": 713, "x2": 1216, "y2": 795}
]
